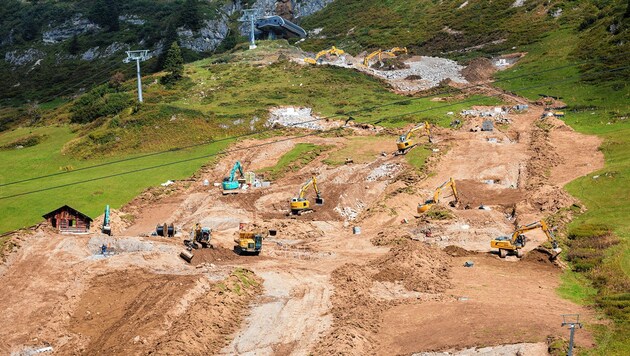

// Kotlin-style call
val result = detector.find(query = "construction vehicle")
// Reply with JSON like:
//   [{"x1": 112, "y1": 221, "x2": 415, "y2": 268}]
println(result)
[
  {"x1": 180, "y1": 223, "x2": 212, "y2": 263},
  {"x1": 417, "y1": 177, "x2": 459, "y2": 213},
  {"x1": 234, "y1": 223, "x2": 263, "y2": 255},
  {"x1": 101, "y1": 205, "x2": 111, "y2": 235},
  {"x1": 290, "y1": 176, "x2": 324, "y2": 215},
  {"x1": 222, "y1": 161, "x2": 245, "y2": 194},
  {"x1": 363, "y1": 47, "x2": 408, "y2": 67},
  {"x1": 304, "y1": 46, "x2": 345, "y2": 64},
  {"x1": 491, "y1": 220, "x2": 562, "y2": 259},
  {"x1": 395, "y1": 122, "x2": 432, "y2": 155}
]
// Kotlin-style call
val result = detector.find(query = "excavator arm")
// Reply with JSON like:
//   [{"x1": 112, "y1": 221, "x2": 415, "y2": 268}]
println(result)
[
  {"x1": 396, "y1": 122, "x2": 432, "y2": 155},
  {"x1": 291, "y1": 176, "x2": 324, "y2": 213},
  {"x1": 418, "y1": 177, "x2": 458, "y2": 213},
  {"x1": 101, "y1": 205, "x2": 112, "y2": 235},
  {"x1": 492, "y1": 220, "x2": 562, "y2": 258},
  {"x1": 305, "y1": 46, "x2": 345, "y2": 64},
  {"x1": 228, "y1": 161, "x2": 244, "y2": 182},
  {"x1": 363, "y1": 50, "x2": 382, "y2": 66}
]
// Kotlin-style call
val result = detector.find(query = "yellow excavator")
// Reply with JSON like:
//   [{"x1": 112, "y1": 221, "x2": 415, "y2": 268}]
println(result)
[
  {"x1": 363, "y1": 47, "x2": 408, "y2": 67},
  {"x1": 395, "y1": 121, "x2": 432, "y2": 155},
  {"x1": 417, "y1": 177, "x2": 458, "y2": 213},
  {"x1": 491, "y1": 220, "x2": 562, "y2": 259},
  {"x1": 304, "y1": 46, "x2": 345, "y2": 64},
  {"x1": 290, "y1": 176, "x2": 324, "y2": 215}
]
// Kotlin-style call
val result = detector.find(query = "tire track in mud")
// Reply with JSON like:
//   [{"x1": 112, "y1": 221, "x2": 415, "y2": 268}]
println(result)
[{"x1": 220, "y1": 268, "x2": 332, "y2": 355}]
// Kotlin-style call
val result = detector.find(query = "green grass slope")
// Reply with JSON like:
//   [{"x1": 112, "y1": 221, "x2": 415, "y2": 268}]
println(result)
[
  {"x1": 495, "y1": 22, "x2": 629, "y2": 356},
  {"x1": 0, "y1": 126, "x2": 230, "y2": 233}
]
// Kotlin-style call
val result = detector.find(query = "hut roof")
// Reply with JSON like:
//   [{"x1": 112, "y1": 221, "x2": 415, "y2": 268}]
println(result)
[{"x1": 42, "y1": 205, "x2": 93, "y2": 222}]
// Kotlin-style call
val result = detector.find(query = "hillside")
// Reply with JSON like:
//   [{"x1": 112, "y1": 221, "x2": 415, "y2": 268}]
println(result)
[
  {"x1": 1, "y1": 0, "x2": 629, "y2": 354},
  {"x1": 0, "y1": 0, "x2": 334, "y2": 105}
]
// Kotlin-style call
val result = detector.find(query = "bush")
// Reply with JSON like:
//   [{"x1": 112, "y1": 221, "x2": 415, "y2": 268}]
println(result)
[
  {"x1": 0, "y1": 134, "x2": 47, "y2": 150},
  {"x1": 70, "y1": 85, "x2": 133, "y2": 124}
]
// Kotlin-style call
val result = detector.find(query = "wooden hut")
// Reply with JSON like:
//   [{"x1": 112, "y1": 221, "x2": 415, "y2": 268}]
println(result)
[{"x1": 42, "y1": 205, "x2": 92, "y2": 234}]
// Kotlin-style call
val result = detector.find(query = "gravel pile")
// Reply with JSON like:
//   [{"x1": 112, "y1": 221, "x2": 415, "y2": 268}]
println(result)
[
  {"x1": 367, "y1": 56, "x2": 468, "y2": 92},
  {"x1": 366, "y1": 163, "x2": 401, "y2": 182},
  {"x1": 266, "y1": 107, "x2": 322, "y2": 130}
]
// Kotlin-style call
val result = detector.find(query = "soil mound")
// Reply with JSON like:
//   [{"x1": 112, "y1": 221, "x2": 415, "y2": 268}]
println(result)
[
  {"x1": 61, "y1": 269, "x2": 198, "y2": 355},
  {"x1": 190, "y1": 246, "x2": 239, "y2": 266},
  {"x1": 150, "y1": 269, "x2": 262, "y2": 355},
  {"x1": 521, "y1": 248, "x2": 558, "y2": 267},
  {"x1": 371, "y1": 228, "x2": 412, "y2": 246},
  {"x1": 313, "y1": 264, "x2": 384, "y2": 355},
  {"x1": 462, "y1": 57, "x2": 496, "y2": 82},
  {"x1": 443, "y1": 245, "x2": 474, "y2": 257},
  {"x1": 372, "y1": 241, "x2": 452, "y2": 293}
]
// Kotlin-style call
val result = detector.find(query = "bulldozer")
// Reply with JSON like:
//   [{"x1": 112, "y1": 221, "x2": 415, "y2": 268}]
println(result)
[
  {"x1": 304, "y1": 46, "x2": 345, "y2": 64},
  {"x1": 180, "y1": 223, "x2": 212, "y2": 263},
  {"x1": 290, "y1": 176, "x2": 324, "y2": 215},
  {"x1": 418, "y1": 177, "x2": 458, "y2": 213},
  {"x1": 395, "y1": 121, "x2": 432, "y2": 155},
  {"x1": 491, "y1": 220, "x2": 562, "y2": 259},
  {"x1": 234, "y1": 223, "x2": 264, "y2": 255},
  {"x1": 363, "y1": 47, "x2": 408, "y2": 67},
  {"x1": 222, "y1": 161, "x2": 246, "y2": 194}
]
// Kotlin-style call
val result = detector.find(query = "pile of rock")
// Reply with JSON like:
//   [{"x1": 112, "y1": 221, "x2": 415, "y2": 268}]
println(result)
[{"x1": 266, "y1": 107, "x2": 323, "y2": 130}]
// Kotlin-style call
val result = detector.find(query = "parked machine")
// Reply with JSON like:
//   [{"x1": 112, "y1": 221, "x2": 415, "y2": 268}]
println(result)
[
  {"x1": 180, "y1": 223, "x2": 212, "y2": 263},
  {"x1": 363, "y1": 47, "x2": 408, "y2": 67},
  {"x1": 234, "y1": 223, "x2": 263, "y2": 255},
  {"x1": 491, "y1": 220, "x2": 562, "y2": 259},
  {"x1": 101, "y1": 205, "x2": 111, "y2": 235},
  {"x1": 395, "y1": 121, "x2": 432, "y2": 155},
  {"x1": 290, "y1": 176, "x2": 324, "y2": 215},
  {"x1": 417, "y1": 177, "x2": 459, "y2": 213},
  {"x1": 304, "y1": 46, "x2": 345, "y2": 64},
  {"x1": 222, "y1": 161, "x2": 246, "y2": 194}
]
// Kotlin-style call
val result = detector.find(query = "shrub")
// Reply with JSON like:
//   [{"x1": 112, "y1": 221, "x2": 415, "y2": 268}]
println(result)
[
  {"x1": 0, "y1": 134, "x2": 47, "y2": 150},
  {"x1": 70, "y1": 85, "x2": 133, "y2": 124}
]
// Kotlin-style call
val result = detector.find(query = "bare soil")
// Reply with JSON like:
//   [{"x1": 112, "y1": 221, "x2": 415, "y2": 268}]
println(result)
[{"x1": 0, "y1": 74, "x2": 605, "y2": 355}]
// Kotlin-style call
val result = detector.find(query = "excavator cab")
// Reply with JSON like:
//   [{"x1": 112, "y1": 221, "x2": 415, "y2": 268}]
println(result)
[{"x1": 290, "y1": 176, "x2": 323, "y2": 214}]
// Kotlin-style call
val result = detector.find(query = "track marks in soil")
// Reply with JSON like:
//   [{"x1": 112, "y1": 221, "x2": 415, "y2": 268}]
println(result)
[{"x1": 221, "y1": 269, "x2": 332, "y2": 355}]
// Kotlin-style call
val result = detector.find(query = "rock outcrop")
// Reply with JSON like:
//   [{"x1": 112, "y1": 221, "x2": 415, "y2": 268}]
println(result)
[{"x1": 42, "y1": 14, "x2": 101, "y2": 44}]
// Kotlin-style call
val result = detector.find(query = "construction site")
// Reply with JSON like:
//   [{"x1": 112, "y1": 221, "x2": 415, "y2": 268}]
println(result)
[
  {"x1": 3, "y1": 0, "x2": 630, "y2": 352},
  {"x1": 0, "y1": 45, "x2": 608, "y2": 353}
]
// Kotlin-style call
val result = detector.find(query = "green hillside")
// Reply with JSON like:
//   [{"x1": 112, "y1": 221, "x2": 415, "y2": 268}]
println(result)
[{"x1": 1, "y1": 0, "x2": 629, "y2": 352}]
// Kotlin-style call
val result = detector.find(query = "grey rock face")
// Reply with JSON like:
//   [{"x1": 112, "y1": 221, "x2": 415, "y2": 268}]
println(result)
[
  {"x1": 119, "y1": 15, "x2": 146, "y2": 26},
  {"x1": 294, "y1": 0, "x2": 334, "y2": 18},
  {"x1": 81, "y1": 42, "x2": 129, "y2": 61},
  {"x1": 179, "y1": 2, "x2": 242, "y2": 53},
  {"x1": 4, "y1": 48, "x2": 46, "y2": 66},
  {"x1": 42, "y1": 14, "x2": 101, "y2": 44}
]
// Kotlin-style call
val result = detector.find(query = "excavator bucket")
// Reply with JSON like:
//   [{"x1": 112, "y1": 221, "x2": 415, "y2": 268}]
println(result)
[
  {"x1": 180, "y1": 250, "x2": 194, "y2": 263},
  {"x1": 315, "y1": 197, "x2": 324, "y2": 205},
  {"x1": 550, "y1": 247, "x2": 562, "y2": 260},
  {"x1": 534, "y1": 246, "x2": 562, "y2": 260}
]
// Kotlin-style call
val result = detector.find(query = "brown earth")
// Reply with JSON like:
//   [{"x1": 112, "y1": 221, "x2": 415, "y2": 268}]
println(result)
[
  {"x1": 0, "y1": 66, "x2": 606, "y2": 355},
  {"x1": 376, "y1": 254, "x2": 595, "y2": 354},
  {"x1": 461, "y1": 57, "x2": 496, "y2": 83}
]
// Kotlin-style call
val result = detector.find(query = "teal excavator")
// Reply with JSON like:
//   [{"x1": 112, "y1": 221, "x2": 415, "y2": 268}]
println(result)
[
  {"x1": 102, "y1": 205, "x2": 111, "y2": 235},
  {"x1": 222, "y1": 161, "x2": 245, "y2": 192}
]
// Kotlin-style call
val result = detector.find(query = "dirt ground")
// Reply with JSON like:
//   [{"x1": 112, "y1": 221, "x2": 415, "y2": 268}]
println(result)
[{"x1": 0, "y1": 58, "x2": 606, "y2": 355}]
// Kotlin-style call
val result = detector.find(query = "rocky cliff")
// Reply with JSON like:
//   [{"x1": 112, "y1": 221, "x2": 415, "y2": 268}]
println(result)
[{"x1": 2, "y1": 0, "x2": 334, "y2": 67}]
